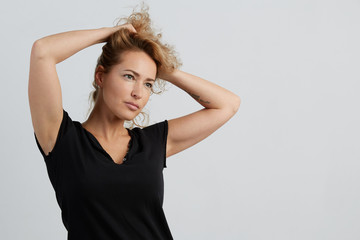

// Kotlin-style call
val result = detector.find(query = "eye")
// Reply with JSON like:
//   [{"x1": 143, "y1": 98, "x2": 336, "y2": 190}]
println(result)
[
  {"x1": 145, "y1": 82, "x2": 153, "y2": 89},
  {"x1": 124, "y1": 74, "x2": 134, "y2": 80}
]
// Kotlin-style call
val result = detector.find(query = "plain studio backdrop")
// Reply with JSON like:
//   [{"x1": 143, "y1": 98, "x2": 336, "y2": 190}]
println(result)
[{"x1": 1, "y1": 0, "x2": 359, "y2": 239}]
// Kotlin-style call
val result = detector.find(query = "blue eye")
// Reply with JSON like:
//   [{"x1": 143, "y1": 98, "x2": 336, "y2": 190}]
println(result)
[{"x1": 145, "y1": 82, "x2": 153, "y2": 88}]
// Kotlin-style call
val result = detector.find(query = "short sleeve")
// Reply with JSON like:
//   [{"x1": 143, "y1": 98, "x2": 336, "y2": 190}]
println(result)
[
  {"x1": 33, "y1": 109, "x2": 73, "y2": 189},
  {"x1": 34, "y1": 109, "x2": 73, "y2": 159},
  {"x1": 142, "y1": 120, "x2": 169, "y2": 168}
]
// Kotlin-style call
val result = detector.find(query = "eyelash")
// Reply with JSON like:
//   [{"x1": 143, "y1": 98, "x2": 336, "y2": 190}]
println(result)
[
  {"x1": 124, "y1": 74, "x2": 153, "y2": 89},
  {"x1": 145, "y1": 82, "x2": 153, "y2": 89},
  {"x1": 124, "y1": 74, "x2": 134, "y2": 80}
]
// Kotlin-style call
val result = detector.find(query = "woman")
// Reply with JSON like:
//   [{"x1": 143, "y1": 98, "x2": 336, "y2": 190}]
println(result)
[{"x1": 28, "y1": 5, "x2": 240, "y2": 240}]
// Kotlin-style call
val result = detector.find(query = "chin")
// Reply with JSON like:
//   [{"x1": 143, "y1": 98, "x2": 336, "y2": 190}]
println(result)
[
  {"x1": 115, "y1": 107, "x2": 140, "y2": 121},
  {"x1": 121, "y1": 112, "x2": 140, "y2": 121},
  {"x1": 119, "y1": 115, "x2": 135, "y2": 121}
]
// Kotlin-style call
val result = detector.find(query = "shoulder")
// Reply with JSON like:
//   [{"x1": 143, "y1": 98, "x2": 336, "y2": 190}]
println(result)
[{"x1": 131, "y1": 120, "x2": 168, "y2": 142}]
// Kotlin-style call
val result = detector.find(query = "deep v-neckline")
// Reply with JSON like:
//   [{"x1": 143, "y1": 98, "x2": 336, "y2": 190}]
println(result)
[{"x1": 81, "y1": 124, "x2": 133, "y2": 165}]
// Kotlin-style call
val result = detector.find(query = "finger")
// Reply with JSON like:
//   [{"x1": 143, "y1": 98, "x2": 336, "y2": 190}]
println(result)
[
  {"x1": 127, "y1": 24, "x2": 137, "y2": 33},
  {"x1": 115, "y1": 23, "x2": 137, "y2": 33}
]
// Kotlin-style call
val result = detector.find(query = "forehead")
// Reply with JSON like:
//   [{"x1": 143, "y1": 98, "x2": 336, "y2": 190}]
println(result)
[{"x1": 115, "y1": 50, "x2": 157, "y2": 76}]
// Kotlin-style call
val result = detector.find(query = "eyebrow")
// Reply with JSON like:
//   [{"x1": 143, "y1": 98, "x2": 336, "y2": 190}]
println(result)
[{"x1": 123, "y1": 69, "x2": 155, "y2": 82}]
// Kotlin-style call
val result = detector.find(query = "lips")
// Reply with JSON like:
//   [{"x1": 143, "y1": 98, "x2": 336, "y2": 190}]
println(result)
[{"x1": 125, "y1": 102, "x2": 139, "y2": 111}]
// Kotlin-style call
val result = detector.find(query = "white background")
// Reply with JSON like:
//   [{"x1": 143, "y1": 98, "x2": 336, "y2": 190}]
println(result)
[{"x1": 1, "y1": 0, "x2": 360, "y2": 239}]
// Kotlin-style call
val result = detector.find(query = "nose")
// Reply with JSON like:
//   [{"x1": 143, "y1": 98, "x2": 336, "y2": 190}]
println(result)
[{"x1": 131, "y1": 81, "x2": 143, "y2": 99}]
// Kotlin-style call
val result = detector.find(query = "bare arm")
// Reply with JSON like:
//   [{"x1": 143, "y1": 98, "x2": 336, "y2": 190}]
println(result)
[
  {"x1": 28, "y1": 25, "x2": 135, "y2": 156},
  {"x1": 33, "y1": 25, "x2": 135, "y2": 63},
  {"x1": 161, "y1": 69, "x2": 241, "y2": 158}
]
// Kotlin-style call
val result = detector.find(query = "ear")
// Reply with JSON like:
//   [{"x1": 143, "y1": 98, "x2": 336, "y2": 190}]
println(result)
[{"x1": 95, "y1": 65, "x2": 106, "y2": 88}]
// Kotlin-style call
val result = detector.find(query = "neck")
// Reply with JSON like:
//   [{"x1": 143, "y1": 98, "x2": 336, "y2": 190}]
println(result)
[{"x1": 82, "y1": 102, "x2": 127, "y2": 141}]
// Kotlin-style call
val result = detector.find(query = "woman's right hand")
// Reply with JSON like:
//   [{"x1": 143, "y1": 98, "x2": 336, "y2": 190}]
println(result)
[
  {"x1": 115, "y1": 23, "x2": 137, "y2": 33},
  {"x1": 99, "y1": 24, "x2": 137, "y2": 43}
]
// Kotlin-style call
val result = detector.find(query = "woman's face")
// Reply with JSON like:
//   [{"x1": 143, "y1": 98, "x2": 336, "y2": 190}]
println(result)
[{"x1": 97, "y1": 50, "x2": 157, "y2": 121}]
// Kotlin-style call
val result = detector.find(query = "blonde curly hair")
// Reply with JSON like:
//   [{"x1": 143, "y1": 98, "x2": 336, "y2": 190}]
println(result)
[{"x1": 87, "y1": 3, "x2": 182, "y2": 128}]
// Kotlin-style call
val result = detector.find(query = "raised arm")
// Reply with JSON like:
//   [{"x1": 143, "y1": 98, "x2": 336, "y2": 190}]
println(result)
[
  {"x1": 28, "y1": 24, "x2": 135, "y2": 156},
  {"x1": 161, "y1": 69, "x2": 241, "y2": 158}
]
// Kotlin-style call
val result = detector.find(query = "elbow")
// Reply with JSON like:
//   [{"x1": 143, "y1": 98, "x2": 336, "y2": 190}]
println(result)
[
  {"x1": 231, "y1": 95, "x2": 241, "y2": 115},
  {"x1": 222, "y1": 94, "x2": 241, "y2": 117},
  {"x1": 31, "y1": 39, "x2": 48, "y2": 60}
]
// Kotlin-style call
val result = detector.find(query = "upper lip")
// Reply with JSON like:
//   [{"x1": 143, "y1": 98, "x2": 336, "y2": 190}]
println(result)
[{"x1": 125, "y1": 102, "x2": 139, "y2": 109}]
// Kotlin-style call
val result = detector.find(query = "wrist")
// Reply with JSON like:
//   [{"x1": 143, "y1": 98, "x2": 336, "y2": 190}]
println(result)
[
  {"x1": 97, "y1": 27, "x2": 118, "y2": 43},
  {"x1": 158, "y1": 68, "x2": 180, "y2": 82}
]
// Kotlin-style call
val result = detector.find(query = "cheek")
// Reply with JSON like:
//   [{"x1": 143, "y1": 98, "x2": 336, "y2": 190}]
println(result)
[
  {"x1": 109, "y1": 81, "x2": 130, "y2": 97},
  {"x1": 142, "y1": 92, "x2": 151, "y2": 105},
  {"x1": 103, "y1": 85, "x2": 124, "y2": 105}
]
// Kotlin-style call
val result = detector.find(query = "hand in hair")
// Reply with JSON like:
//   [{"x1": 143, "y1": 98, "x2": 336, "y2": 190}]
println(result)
[
  {"x1": 114, "y1": 23, "x2": 137, "y2": 34},
  {"x1": 99, "y1": 24, "x2": 137, "y2": 43}
]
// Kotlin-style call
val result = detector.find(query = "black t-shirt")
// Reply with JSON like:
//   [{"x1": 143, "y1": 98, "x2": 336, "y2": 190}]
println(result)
[{"x1": 34, "y1": 109, "x2": 173, "y2": 240}]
